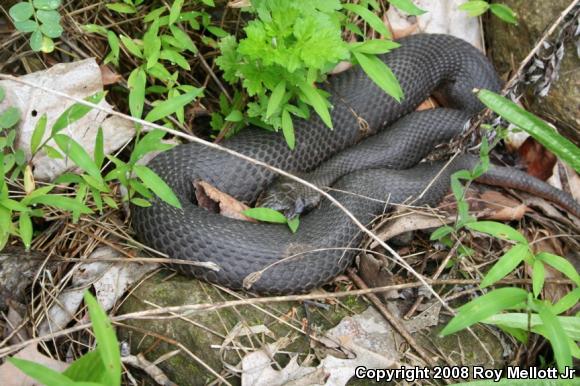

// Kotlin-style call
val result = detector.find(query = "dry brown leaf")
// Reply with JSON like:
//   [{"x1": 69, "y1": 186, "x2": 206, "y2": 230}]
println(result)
[
  {"x1": 194, "y1": 180, "x2": 256, "y2": 222},
  {"x1": 99, "y1": 65, "x2": 123, "y2": 85},
  {"x1": 518, "y1": 137, "x2": 557, "y2": 181}
]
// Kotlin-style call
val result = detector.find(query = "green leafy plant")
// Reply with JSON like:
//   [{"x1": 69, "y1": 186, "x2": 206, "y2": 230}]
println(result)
[
  {"x1": 431, "y1": 90, "x2": 580, "y2": 374},
  {"x1": 459, "y1": 0, "x2": 517, "y2": 24},
  {"x1": 216, "y1": 0, "x2": 424, "y2": 148},
  {"x1": 9, "y1": 291, "x2": 122, "y2": 386},
  {"x1": 9, "y1": 0, "x2": 64, "y2": 53},
  {"x1": 0, "y1": 87, "x2": 180, "y2": 252}
]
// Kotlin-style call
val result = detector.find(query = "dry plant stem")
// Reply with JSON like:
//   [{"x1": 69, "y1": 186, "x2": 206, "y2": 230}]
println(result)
[
  {"x1": 347, "y1": 268, "x2": 439, "y2": 370},
  {"x1": 0, "y1": 75, "x2": 455, "y2": 327},
  {"x1": 0, "y1": 278, "x2": 571, "y2": 357}
]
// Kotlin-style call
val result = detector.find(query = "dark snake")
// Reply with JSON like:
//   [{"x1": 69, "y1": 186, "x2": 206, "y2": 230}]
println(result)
[{"x1": 132, "y1": 34, "x2": 580, "y2": 294}]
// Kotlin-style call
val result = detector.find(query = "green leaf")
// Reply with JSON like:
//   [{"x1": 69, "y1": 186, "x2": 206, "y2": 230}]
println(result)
[
  {"x1": 130, "y1": 197, "x2": 151, "y2": 207},
  {"x1": 19, "y1": 212, "x2": 33, "y2": 250},
  {"x1": 387, "y1": 0, "x2": 426, "y2": 16},
  {"x1": 266, "y1": 81, "x2": 286, "y2": 119},
  {"x1": 30, "y1": 113, "x2": 47, "y2": 154},
  {"x1": 482, "y1": 312, "x2": 580, "y2": 342},
  {"x1": 83, "y1": 292, "x2": 121, "y2": 386},
  {"x1": 349, "y1": 39, "x2": 400, "y2": 55},
  {"x1": 103, "y1": 195, "x2": 118, "y2": 209},
  {"x1": 536, "y1": 252, "x2": 580, "y2": 286},
  {"x1": 33, "y1": 0, "x2": 61, "y2": 11},
  {"x1": 353, "y1": 51, "x2": 403, "y2": 102},
  {"x1": 104, "y1": 31, "x2": 120, "y2": 65},
  {"x1": 536, "y1": 301, "x2": 572, "y2": 372},
  {"x1": 458, "y1": 0, "x2": 490, "y2": 17},
  {"x1": 480, "y1": 244, "x2": 530, "y2": 288},
  {"x1": 1, "y1": 198, "x2": 29, "y2": 212},
  {"x1": 287, "y1": 216, "x2": 300, "y2": 233},
  {"x1": 169, "y1": 0, "x2": 184, "y2": 25},
  {"x1": 466, "y1": 221, "x2": 528, "y2": 244},
  {"x1": 281, "y1": 108, "x2": 295, "y2": 150},
  {"x1": 532, "y1": 259, "x2": 545, "y2": 298},
  {"x1": 106, "y1": 3, "x2": 136, "y2": 14},
  {"x1": 13, "y1": 20, "x2": 39, "y2": 33},
  {"x1": 120, "y1": 35, "x2": 143, "y2": 58},
  {"x1": 8, "y1": 357, "x2": 75, "y2": 386},
  {"x1": 552, "y1": 288, "x2": 580, "y2": 315},
  {"x1": 128, "y1": 67, "x2": 146, "y2": 119},
  {"x1": 0, "y1": 107, "x2": 21, "y2": 129},
  {"x1": 51, "y1": 92, "x2": 104, "y2": 134},
  {"x1": 82, "y1": 24, "x2": 108, "y2": 36},
  {"x1": 159, "y1": 50, "x2": 191, "y2": 70},
  {"x1": 225, "y1": 110, "x2": 243, "y2": 122},
  {"x1": 145, "y1": 89, "x2": 203, "y2": 122},
  {"x1": 440, "y1": 287, "x2": 528, "y2": 336},
  {"x1": 143, "y1": 20, "x2": 161, "y2": 69},
  {"x1": 298, "y1": 82, "x2": 333, "y2": 129},
  {"x1": 40, "y1": 35, "x2": 55, "y2": 53},
  {"x1": 477, "y1": 89, "x2": 580, "y2": 172},
  {"x1": 94, "y1": 127, "x2": 104, "y2": 169},
  {"x1": 430, "y1": 225, "x2": 454, "y2": 241},
  {"x1": 10, "y1": 3, "x2": 34, "y2": 22},
  {"x1": 40, "y1": 21, "x2": 63, "y2": 38},
  {"x1": 36, "y1": 9, "x2": 60, "y2": 24},
  {"x1": 53, "y1": 134, "x2": 103, "y2": 183},
  {"x1": 342, "y1": 3, "x2": 391, "y2": 37},
  {"x1": 243, "y1": 207, "x2": 288, "y2": 224},
  {"x1": 30, "y1": 29, "x2": 43, "y2": 51},
  {"x1": 133, "y1": 165, "x2": 181, "y2": 208},
  {"x1": 489, "y1": 3, "x2": 517, "y2": 24},
  {"x1": 130, "y1": 129, "x2": 173, "y2": 164},
  {"x1": 43, "y1": 145, "x2": 63, "y2": 159},
  {"x1": 169, "y1": 25, "x2": 198, "y2": 53},
  {"x1": 63, "y1": 349, "x2": 106, "y2": 383},
  {"x1": 31, "y1": 194, "x2": 93, "y2": 214}
]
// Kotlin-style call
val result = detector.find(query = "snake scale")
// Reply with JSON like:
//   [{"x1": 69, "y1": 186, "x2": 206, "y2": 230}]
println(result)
[{"x1": 132, "y1": 34, "x2": 580, "y2": 294}]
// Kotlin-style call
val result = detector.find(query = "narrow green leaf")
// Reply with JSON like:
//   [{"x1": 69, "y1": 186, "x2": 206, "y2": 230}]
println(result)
[
  {"x1": 169, "y1": 25, "x2": 198, "y2": 53},
  {"x1": 43, "y1": 145, "x2": 63, "y2": 159},
  {"x1": 281, "y1": 109, "x2": 295, "y2": 150},
  {"x1": 83, "y1": 292, "x2": 121, "y2": 386},
  {"x1": 51, "y1": 92, "x2": 104, "y2": 134},
  {"x1": 243, "y1": 207, "x2": 288, "y2": 224},
  {"x1": 145, "y1": 89, "x2": 203, "y2": 122},
  {"x1": 287, "y1": 216, "x2": 300, "y2": 233},
  {"x1": 53, "y1": 134, "x2": 103, "y2": 183},
  {"x1": 31, "y1": 194, "x2": 93, "y2": 214},
  {"x1": 353, "y1": 51, "x2": 403, "y2": 102},
  {"x1": 30, "y1": 113, "x2": 47, "y2": 154},
  {"x1": 128, "y1": 67, "x2": 146, "y2": 119},
  {"x1": 489, "y1": 3, "x2": 518, "y2": 25},
  {"x1": 349, "y1": 39, "x2": 400, "y2": 55},
  {"x1": 9, "y1": 357, "x2": 75, "y2": 386},
  {"x1": 536, "y1": 301, "x2": 572, "y2": 372},
  {"x1": 133, "y1": 165, "x2": 181, "y2": 208},
  {"x1": 298, "y1": 82, "x2": 333, "y2": 129},
  {"x1": 19, "y1": 212, "x2": 33, "y2": 250},
  {"x1": 106, "y1": 3, "x2": 136, "y2": 14},
  {"x1": 94, "y1": 127, "x2": 104, "y2": 169},
  {"x1": 63, "y1": 349, "x2": 106, "y2": 383},
  {"x1": 536, "y1": 252, "x2": 580, "y2": 286},
  {"x1": 342, "y1": 3, "x2": 391, "y2": 37},
  {"x1": 159, "y1": 50, "x2": 191, "y2": 70},
  {"x1": 552, "y1": 288, "x2": 580, "y2": 315},
  {"x1": 466, "y1": 221, "x2": 528, "y2": 244},
  {"x1": 440, "y1": 287, "x2": 528, "y2": 336},
  {"x1": 483, "y1": 312, "x2": 580, "y2": 342},
  {"x1": 387, "y1": 0, "x2": 426, "y2": 16},
  {"x1": 532, "y1": 259, "x2": 545, "y2": 298},
  {"x1": 430, "y1": 225, "x2": 454, "y2": 241},
  {"x1": 105, "y1": 31, "x2": 120, "y2": 65},
  {"x1": 0, "y1": 198, "x2": 29, "y2": 212},
  {"x1": 481, "y1": 244, "x2": 530, "y2": 288},
  {"x1": 130, "y1": 129, "x2": 173, "y2": 164},
  {"x1": 478, "y1": 89, "x2": 580, "y2": 172},
  {"x1": 103, "y1": 195, "x2": 119, "y2": 209},
  {"x1": 130, "y1": 197, "x2": 151, "y2": 207},
  {"x1": 266, "y1": 81, "x2": 286, "y2": 118},
  {"x1": 119, "y1": 35, "x2": 143, "y2": 58},
  {"x1": 169, "y1": 0, "x2": 184, "y2": 25}
]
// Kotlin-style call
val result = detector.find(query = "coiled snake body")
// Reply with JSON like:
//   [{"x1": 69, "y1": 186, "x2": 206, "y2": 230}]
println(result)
[{"x1": 132, "y1": 34, "x2": 580, "y2": 294}]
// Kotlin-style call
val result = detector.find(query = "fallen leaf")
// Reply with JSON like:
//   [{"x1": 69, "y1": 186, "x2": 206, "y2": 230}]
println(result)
[
  {"x1": 99, "y1": 65, "x2": 123, "y2": 86},
  {"x1": 0, "y1": 344, "x2": 68, "y2": 386},
  {"x1": 195, "y1": 180, "x2": 256, "y2": 222}
]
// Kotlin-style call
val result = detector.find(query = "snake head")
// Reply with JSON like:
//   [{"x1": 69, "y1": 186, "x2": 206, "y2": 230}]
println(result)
[{"x1": 257, "y1": 178, "x2": 321, "y2": 219}]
